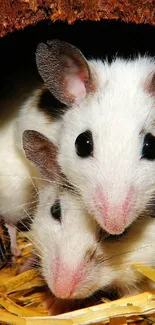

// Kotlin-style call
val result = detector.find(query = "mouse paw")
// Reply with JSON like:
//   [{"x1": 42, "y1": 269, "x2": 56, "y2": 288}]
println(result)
[{"x1": 5, "y1": 223, "x2": 21, "y2": 257}]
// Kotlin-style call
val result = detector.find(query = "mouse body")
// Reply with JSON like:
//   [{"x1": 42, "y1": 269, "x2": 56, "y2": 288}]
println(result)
[
  {"x1": 0, "y1": 90, "x2": 40, "y2": 255},
  {"x1": 0, "y1": 82, "x2": 61, "y2": 255}
]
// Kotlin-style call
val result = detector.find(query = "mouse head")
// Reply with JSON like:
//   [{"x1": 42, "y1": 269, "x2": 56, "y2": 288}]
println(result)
[
  {"x1": 22, "y1": 129, "x2": 113, "y2": 299},
  {"x1": 57, "y1": 58, "x2": 155, "y2": 235},
  {"x1": 32, "y1": 185, "x2": 104, "y2": 300},
  {"x1": 36, "y1": 40, "x2": 155, "y2": 235}
]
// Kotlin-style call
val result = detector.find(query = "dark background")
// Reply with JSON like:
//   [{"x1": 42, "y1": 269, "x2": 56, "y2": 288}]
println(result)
[{"x1": 0, "y1": 19, "x2": 154, "y2": 92}]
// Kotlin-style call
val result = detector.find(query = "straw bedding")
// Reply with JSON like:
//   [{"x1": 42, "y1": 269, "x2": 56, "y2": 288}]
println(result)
[{"x1": 1, "y1": 219, "x2": 155, "y2": 325}]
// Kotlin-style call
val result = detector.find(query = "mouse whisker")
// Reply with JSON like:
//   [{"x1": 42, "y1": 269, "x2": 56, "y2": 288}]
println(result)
[
  {"x1": 0, "y1": 198, "x2": 39, "y2": 215},
  {"x1": 101, "y1": 243, "x2": 155, "y2": 266}
]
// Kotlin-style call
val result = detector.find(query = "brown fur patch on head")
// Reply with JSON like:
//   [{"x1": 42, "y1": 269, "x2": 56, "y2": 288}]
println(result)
[
  {"x1": 27, "y1": 88, "x2": 44, "y2": 112},
  {"x1": 143, "y1": 70, "x2": 155, "y2": 96}
]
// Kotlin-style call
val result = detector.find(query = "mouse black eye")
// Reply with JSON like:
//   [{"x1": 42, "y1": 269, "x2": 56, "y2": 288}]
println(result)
[
  {"x1": 50, "y1": 199, "x2": 61, "y2": 222},
  {"x1": 75, "y1": 130, "x2": 93, "y2": 158},
  {"x1": 142, "y1": 133, "x2": 155, "y2": 160}
]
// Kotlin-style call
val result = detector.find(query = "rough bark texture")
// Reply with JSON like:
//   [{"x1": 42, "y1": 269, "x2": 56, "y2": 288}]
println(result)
[{"x1": 0, "y1": 0, "x2": 154, "y2": 38}]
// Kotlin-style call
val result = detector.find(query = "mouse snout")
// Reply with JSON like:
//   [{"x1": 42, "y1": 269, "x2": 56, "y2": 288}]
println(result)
[
  {"x1": 52, "y1": 257, "x2": 85, "y2": 299},
  {"x1": 95, "y1": 186, "x2": 134, "y2": 234}
]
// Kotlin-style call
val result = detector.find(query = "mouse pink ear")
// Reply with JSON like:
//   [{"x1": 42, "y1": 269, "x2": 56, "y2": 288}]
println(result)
[
  {"x1": 22, "y1": 130, "x2": 60, "y2": 181},
  {"x1": 36, "y1": 39, "x2": 93, "y2": 106}
]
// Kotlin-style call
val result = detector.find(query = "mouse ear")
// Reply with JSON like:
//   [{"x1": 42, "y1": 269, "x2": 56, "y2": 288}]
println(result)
[
  {"x1": 36, "y1": 39, "x2": 93, "y2": 106},
  {"x1": 22, "y1": 130, "x2": 60, "y2": 181},
  {"x1": 146, "y1": 71, "x2": 155, "y2": 95}
]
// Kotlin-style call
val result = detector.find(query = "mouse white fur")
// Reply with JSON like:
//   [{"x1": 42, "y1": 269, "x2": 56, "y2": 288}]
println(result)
[
  {"x1": 0, "y1": 92, "x2": 39, "y2": 255},
  {"x1": 0, "y1": 82, "x2": 61, "y2": 255},
  {"x1": 1, "y1": 39, "x2": 155, "y2": 254},
  {"x1": 23, "y1": 129, "x2": 155, "y2": 304}
]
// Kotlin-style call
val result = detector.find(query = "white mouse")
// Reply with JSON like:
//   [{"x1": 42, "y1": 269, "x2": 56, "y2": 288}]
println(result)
[
  {"x1": 32, "y1": 187, "x2": 155, "y2": 302},
  {"x1": 34, "y1": 39, "x2": 155, "y2": 235},
  {"x1": 1, "y1": 39, "x2": 155, "y2": 255},
  {"x1": 0, "y1": 89, "x2": 40, "y2": 256},
  {"x1": 23, "y1": 129, "x2": 155, "y2": 304}
]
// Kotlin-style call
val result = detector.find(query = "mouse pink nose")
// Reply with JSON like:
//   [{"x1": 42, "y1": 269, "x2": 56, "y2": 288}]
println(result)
[
  {"x1": 52, "y1": 258, "x2": 84, "y2": 299},
  {"x1": 95, "y1": 187, "x2": 134, "y2": 234}
]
